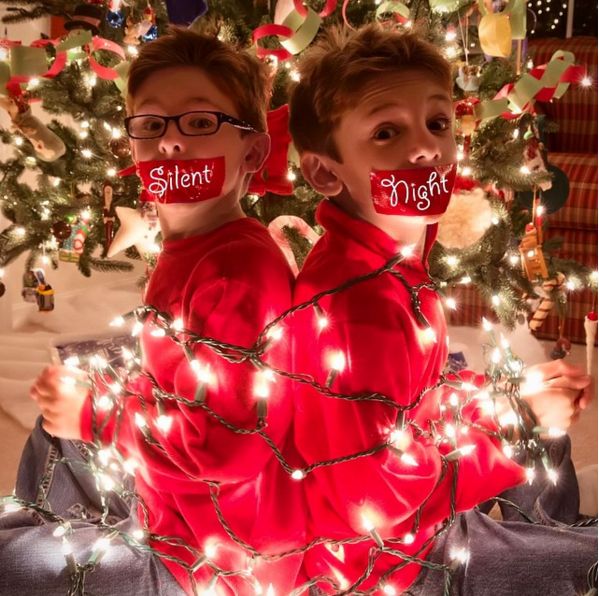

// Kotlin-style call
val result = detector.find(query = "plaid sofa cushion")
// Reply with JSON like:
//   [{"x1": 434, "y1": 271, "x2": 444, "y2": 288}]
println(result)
[
  {"x1": 546, "y1": 153, "x2": 598, "y2": 230},
  {"x1": 528, "y1": 37, "x2": 598, "y2": 154}
]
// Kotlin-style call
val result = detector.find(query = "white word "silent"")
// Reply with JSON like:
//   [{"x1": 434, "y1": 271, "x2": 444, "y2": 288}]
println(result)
[
  {"x1": 380, "y1": 170, "x2": 450, "y2": 211},
  {"x1": 147, "y1": 164, "x2": 215, "y2": 198}
]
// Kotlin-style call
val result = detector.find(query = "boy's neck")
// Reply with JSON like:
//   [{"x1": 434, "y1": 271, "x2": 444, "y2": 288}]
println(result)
[
  {"x1": 331, "y1": 197, "x2": 427, "y2": 259},
  {"x1": 157, "y1": 190, "x2": 246, "y2": 241}
]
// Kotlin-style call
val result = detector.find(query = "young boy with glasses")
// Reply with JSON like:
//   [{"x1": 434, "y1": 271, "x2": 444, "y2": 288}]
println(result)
[
  {"x1": 4, "y1": 28, "x2": 304, "y2": 595},
  {"x1": 288, "y1": 24, "x2": 595, "y2": 595}
]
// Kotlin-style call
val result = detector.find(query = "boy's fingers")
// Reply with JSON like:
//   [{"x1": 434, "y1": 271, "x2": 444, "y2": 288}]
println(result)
[{"x1": 546, "y1": 375, "x2": 591, "y2": 391}]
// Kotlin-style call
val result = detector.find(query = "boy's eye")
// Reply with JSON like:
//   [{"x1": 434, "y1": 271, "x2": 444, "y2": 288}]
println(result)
[
  {"x1": 139, "y1": 117, "x2": 164, "y2": 132},
  {"x1": 373, "y1": 126, "x2": 399, "y2": 141},
  {"x1": 185, "y1": 114, "x2": 218, "y2": 132},
  {"x1": 428, "y1": 117, "x2": 451, "y2": 132}
]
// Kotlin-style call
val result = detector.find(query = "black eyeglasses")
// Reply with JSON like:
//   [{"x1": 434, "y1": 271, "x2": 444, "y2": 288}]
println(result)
[{"x1": 124, "y1": 110, "x2": 257, "y2": 139}]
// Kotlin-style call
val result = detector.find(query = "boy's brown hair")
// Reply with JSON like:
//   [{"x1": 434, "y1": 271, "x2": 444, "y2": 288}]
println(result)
[
  {"x1": 289, "y1": 24, "x2": 453, "y2": 161},
  {"x1": 127, "y1": 27, "x2": 270, "y2": 132}
]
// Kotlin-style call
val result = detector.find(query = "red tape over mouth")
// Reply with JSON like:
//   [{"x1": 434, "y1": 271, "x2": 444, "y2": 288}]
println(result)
[
  {"x1": 137, "y1": 157, "x2": 226, "y2": 204},
  {"x1": 370, "y1": 163, "x2": 457, "y2": 216}
]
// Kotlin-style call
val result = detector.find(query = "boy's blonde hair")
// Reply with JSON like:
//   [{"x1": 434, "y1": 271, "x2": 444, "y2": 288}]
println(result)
[
  {"x1": 289, "y1": 24, "x2": 453, "y2": 161},
  {"x1": 127, "y1": 27, "x2": 270, "y2": 132}
]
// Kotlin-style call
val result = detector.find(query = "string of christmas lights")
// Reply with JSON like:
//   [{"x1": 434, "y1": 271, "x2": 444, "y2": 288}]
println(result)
[{"x1": 2, "y1": 253, "x2": 594, "y2": 595}]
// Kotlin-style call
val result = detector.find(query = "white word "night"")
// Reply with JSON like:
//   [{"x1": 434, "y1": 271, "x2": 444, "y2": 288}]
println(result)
[{"x1": 380, "y1": 170, "x2": 450, "y2": 211}]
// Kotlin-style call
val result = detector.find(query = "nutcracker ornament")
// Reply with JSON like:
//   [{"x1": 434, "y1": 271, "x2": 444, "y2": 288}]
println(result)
[
  {"x1": 0, "y1": 94, "x2": 66, "y2": 162},
  {"x1": 103, "y1": 181, "x2": 116, "y2": 253}
]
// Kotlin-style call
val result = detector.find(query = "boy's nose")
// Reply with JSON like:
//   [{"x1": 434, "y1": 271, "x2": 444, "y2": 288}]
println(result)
[
  {"x1": 406, "y1": 133, "x2": 442, "y2": 165},
  {"x1": 158, "y1": 121, "x2": 186, "y2": 157}
]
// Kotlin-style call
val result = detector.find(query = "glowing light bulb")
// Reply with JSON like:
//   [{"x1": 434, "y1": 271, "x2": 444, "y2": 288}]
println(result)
[
  {"x1": 156, "y1": 415, "x2": 173, "y2": 434},
  {"x1": 99, "y1": 473, "x2": 115, "y2": 491},
  {"x1": 520, "y1": 165, "x2": 530, "y2": 175},
  {"x1": 97, "y1": 448, "x2": 111, "y2": 465},
  {"x1": 445, "y1": 254, "x2": 459, "y2": 267},
  {"x1": 400, "y1": 452, "x2": 418, "y2": 466},
  {"x1": 400, "y1": 244, "x2": 415, "y2": 258},
  {"x1": 123, "y1": 458, "x2": 139, "y2": 475},
  {"x1": 383, "y1": 585, "x2": 398, "y2": 595},
  {"x1": 450, "y1": 547, "x2": 470, "y2": 564},
  {"x1": 459, "y1": 444, "x2": 476, "y2": 456},
  {"x1": 491, "y1": 294, "x2": 501, "y2": 306},
  {"x1": 512, "y1": 129, "x2": 520, "y2": 139},
  {"x1": 171, "y1": 318, "x2": 184, "y2": 331},
  {"x1": 502, "y1": 443, "x2": 514, "y2": 458},
  {"x1": 131, "y1": 321, "x2": 144, "y2": 337},
  {"x1": 329, "y1": 351, "x2": 346, "y2": 372},
  {"x1": 53, "y1": 525, "x2": 68, "y2": 538},
  {"x1": 445, "y1": 297, "x2": 457, "y2": 310},
  {"x1": 97, "y1": 395, "x2": 112, "y2": 411},
  {"x1": 581, "y1": 76, "x2": 592, "y2": 87},
  {"x1": 110, "y1": 316, "x2": 125, "y2": 327},
  {"x1": 449, "y1": 392, "x2": 459, "y2": 407},
  {"x1": 491, "y1": 348, "x2": 502, "y2": 364},
  {"x1": 547, "y1": 427, "x2": 566, "y2": 438},
  {"x1": 481, "y1": 317, "x2": 493, "y2": 332},
  {"x1": 461, "y1": 166, "x2": 472, "y2": 177},
  {"x1": 422, "y1": 327, "x2": 437, "y2": 344},
  {"x1": 134, "y1": 412, "x2": 147, "y2": 429},
  {"x1": 291, "y1": 469, "x2": 305, "y2": 480},
  {"x1": 521, "y1": 371, "x2": 544, "y2": 395},
  {"x1": 526, "y1": 466, "x2": 535, "y2": 484},
  {"x1": 64, "y1": 356, "x2": 80, "y2": 368},
  {"x1": 445, "y1": 30, "x2": 457, "y2": 41},
  {"x1": 191, "y1": 360, "x2": 213, "y2": 384},
  {"x1": 361, "y1": 512, "x2": 375, "y2": 532},
  {"x1": 389, "y1": 428, "x2": 410, "y2": 451},
  {"x1": 403, "y1": 532, "x2": 415, "y2": 545},
  {"x1": 106, "y1": 167, "x2": 117, "y2": 177},
  {"x1": 547, "y1": 468, "x2": 558, "y2": 485},
  {"x1": 132, "y1": 529, "x2": 145, "y2": 541},
  {"x1": 150, "y1": 328, "x2": 166, "y2": 337},
  {"x1": 289, "y1": 69, "x2": 301, "y2": 82},
  {"x1": 536, "y1": 205, "x2": 545, "y2": 217},
  {"x1": 266, "y1": 326, "x2": 284, "y2": 342},
  {"x1": 14, "y1": 227, "x2": 26, "y2": 238},
  {"x1": 460, "y1": 275, "x2": 472, "y2": 284},
  {"x1": 445, "y1": 423, "x2": 456, "y2": 438},
  {"x1": 13, "y1": 135, "x2": 23, "y2": 146},
  {"x1": 499, "y1": 410, "x2": 518, "y2": 427},
  {"x1": 509, "y1": 254, "x2": 520, "y2": 266},
  {"x1": 81, "y1": 148, "x2": 93, "y2": 159},
  {"x1": 286, "y1": 170, "x2": 297, "y2": 181}
]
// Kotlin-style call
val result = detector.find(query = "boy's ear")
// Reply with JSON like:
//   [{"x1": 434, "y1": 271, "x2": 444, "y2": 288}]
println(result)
[
  {"x1": 300, "y1": 152, "x2": 344, "y2": 197},
  {"x1": 243, "y1": 133, "x2": 271, "y2": 174}
]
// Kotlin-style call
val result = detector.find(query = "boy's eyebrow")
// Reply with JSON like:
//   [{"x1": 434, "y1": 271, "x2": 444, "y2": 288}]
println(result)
[
  {"x1": 135, "y1": 96, "x2": 224, "y2": 112},
  {"x1": 366, "y1": 94, "x2": 453, "y2": 117}
]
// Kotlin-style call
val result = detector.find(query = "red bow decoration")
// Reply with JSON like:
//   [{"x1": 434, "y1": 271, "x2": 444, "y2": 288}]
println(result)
[{"x1": 248, "y1": 104, "x2": 294, "y2": 196}]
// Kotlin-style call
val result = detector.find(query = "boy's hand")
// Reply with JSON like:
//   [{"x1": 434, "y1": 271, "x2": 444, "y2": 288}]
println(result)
[
  {"x1": 520, "y1": 360, "x2": 592, "y2": 432},
  {"x1": 29, "y1": 365, "x2": 90, "y2": 440}
]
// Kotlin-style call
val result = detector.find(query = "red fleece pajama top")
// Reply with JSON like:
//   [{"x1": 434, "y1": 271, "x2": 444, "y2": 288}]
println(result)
[
  {"x1": 292, "y1": 199, "x2": 527, "y2": 594},
  {"x1": 80, "y1": 217, "x2": 306, "y2": 595}
]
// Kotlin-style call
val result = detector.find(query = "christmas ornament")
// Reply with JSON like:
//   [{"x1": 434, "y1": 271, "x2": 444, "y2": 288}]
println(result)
[
  {"x1": 456, "y1": 64, "x2": 482, "y2": 93},
  {"x1": 517, "y1": 164, "x2": 570, "y2": 214},
  {"x1": 109, "y1": 137, "x2": 130, "y2": 159},
  {"x1": 584, "y1": 312, "x2": 598, "y2": 374},
  {"x1": 51, "y1": 220, "x2": 72, "y2": 241},
  {"x1": 64, "y1": 3, "x2": 106, "y2": 35},
  {"x1": 59, "y1": 219, "x2": 90, "y2": 262},
  {"x1": 34, "y1": 270, "x2": 55, "y2": 312},
  {"x1": 106, "y1": 10, "x2": 125, "y2": 28},
  {"x1": 519, "y1": 222, "x2": 548, "y2": 281},
  {"x1": 165, "y1": 0, "x2": 209, "y2": 25},
  {"x1": 437, "y1": 184, "x2": 494, "y2": 250},
  {"x1": 268, "y1": 215, "x2": 320, "y2": 275},
  {"x1": 107, "y1": 203, "x2": 161, "y2": 258},
  {"x1": 0, "y1": 95, "x2": 66, "y2": 162},
  {"x1": 103, "y1": 181, "x2": 116, "y2": 253},
  {"x1": 478, "y1": 12, "x2": 512, "y2": 57},
  {"x1": 454, "y1": 98, "x2": 479, "y2": 137},
  {"x1": 529, "y1": 273, "x2": 564, "y2": 331}
]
